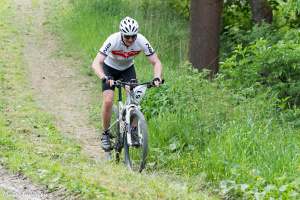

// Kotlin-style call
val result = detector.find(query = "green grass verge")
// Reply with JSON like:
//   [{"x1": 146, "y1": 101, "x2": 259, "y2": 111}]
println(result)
[
  {"x1": 0, "y1": 189, "x2": 13, "y2": 200},
  {"x1": 0, "y1": 0, "x2": 216, "y2": 199}
]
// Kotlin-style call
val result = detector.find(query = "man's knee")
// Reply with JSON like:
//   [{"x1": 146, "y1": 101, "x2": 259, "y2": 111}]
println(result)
[
  {"x1": 103, "y1": 90, "x2": 114, "y2": 109},
  {"x1": 103, "y1": 98, "x2": 113, "y2": 108}
]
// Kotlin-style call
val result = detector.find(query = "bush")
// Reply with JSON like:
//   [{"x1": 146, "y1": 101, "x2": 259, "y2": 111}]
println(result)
[
  {"x1": 273, "y1": 0, "x2": 300, "y2": 28},
  {"x1": 221, "y1": 26, "x2": 300, "y2": 107}
]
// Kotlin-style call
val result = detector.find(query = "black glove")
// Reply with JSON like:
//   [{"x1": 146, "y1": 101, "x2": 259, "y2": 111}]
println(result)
[
  {"x1": 102, "y1": 76, "x2": 113, "y2": 83},
  {"x1": 152, "y1": 77, "x2": 162, "y2": 86}
]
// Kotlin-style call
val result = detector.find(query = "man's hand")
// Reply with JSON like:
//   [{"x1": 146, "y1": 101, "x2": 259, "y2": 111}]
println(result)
[
  {"x1": 102, "y1": 76, "x2": 114, "y2": 87},
  {"x1": 152, "y1": 77, "x2": 162, "y2": 87}
]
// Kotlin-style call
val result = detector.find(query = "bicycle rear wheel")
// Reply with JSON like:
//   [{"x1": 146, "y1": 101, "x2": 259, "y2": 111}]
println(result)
[{"x1": 124, "y1": 109, "x2": 148, "y2": 172}]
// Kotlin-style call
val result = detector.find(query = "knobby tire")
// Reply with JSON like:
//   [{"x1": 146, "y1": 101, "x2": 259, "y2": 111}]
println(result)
[{"x1": 124, "y1": 109, "x2": 148, "y2": 172}]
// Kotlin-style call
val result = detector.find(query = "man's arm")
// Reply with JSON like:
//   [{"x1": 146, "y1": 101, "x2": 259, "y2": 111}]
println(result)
[
  {"x1": 92, "y1": 52, "x2": 106, "y2": 80},
  {"x1": 147, "y1": 53, "x2": 162, "y2": 81}
]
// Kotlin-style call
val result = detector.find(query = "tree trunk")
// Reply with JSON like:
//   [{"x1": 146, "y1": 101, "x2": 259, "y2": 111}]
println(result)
[
  {"x1": 189, "y1": 0, "x2": 223, "y2": 76},
  {"x1": 249, "y1": 0, "x2": 273, "y2": 24}
]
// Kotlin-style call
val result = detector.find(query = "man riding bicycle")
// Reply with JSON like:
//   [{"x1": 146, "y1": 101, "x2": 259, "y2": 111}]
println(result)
[{"x1": 91, "y1": 16, "x2": 163, "y2": 152}]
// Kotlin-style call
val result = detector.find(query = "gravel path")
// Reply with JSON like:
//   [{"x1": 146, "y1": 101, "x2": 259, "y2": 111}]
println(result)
[
  {"x1": 0, "y1": 166, "x2": 59, "y2": 200},
  {"x1": 0, "y1": 0, "x2": 103, "y2": 199},
  {"x1": 15, "y1": 0, "x2": 103, "y2": 161}
]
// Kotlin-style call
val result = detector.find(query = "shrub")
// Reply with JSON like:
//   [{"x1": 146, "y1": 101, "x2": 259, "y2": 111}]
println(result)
[{"x1": 221, "y1": 27, "x2": 300, "y2": 107}]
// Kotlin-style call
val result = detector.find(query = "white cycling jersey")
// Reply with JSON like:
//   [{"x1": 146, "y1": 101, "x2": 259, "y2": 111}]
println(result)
[{"x1": 99, "y1": 32, "x2": 155, "y2": 71}]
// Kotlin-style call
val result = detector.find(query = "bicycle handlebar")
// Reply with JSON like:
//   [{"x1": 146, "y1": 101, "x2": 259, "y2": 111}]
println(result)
[{"x1": 113, "y1": 79, "x2": 164, "y2": 89}]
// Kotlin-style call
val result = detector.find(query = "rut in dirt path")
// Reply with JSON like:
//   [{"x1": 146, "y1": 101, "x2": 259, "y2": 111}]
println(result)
[
  {"x1": 15, "y1": 0, "x2": 103, "y2": 161},
  {"x1": 0, "y1": 165, "x2": 74, "y2": 200}
]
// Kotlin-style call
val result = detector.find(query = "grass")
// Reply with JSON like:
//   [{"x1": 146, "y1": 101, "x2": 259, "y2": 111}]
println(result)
[
  {"x1": 0, "y1": 189, "x2": 13, "y2": 200},
  {"x1": 145, "y1": 70, "x2": 300, "y2": 181},
  {"x1": 49, "y1": 0, "x2": 300, "y2": 198},
  {"x1": 0, "y1": 0, "x2": 216, "y2": 199}
]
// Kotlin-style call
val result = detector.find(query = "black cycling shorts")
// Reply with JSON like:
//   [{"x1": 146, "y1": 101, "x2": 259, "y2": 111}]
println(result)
[{"x1": 102, "y1": 63, "x2": 136, "y2": 91}]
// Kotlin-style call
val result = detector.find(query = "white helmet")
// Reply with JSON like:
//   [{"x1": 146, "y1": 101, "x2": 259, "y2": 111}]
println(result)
[{"x1": 119, "y1": 16, "x2": 139, "y2": 36}]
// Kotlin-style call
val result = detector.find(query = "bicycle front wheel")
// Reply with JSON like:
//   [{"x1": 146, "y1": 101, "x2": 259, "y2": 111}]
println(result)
[
  {"x1": 124, "y1": 109, "x2": 148, "y2": 172},
  {"x1": 110, "y1": 105, "x2": 122, "y2": 162}
]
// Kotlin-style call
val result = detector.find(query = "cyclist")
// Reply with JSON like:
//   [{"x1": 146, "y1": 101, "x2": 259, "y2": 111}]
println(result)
[{"x1": 92, "y1": 16, "x2": 163, "y2": 152}]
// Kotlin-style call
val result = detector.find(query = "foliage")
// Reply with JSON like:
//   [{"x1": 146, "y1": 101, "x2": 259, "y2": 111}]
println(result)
[
  {"x1": 142, "y1": 64, "x2": 300, "y2": 199},
  {"x1": 167, "y1": 0, "x2": 249, "y2": 31},
  {"x1": 166, "y1": 0, "x2": 190, "y2": 19},
  {"x1": 221, "y1": 25, "x2": 300, "y2": 107},
  {"x1": 219, "y1": 175, "x2": 300, "y2": 199},
  {"x1": 222, "y1": 0, "x2": 252, "y2": 31},
  {"x1": 273, "y1": 0, "x2": 300, "y2": 28},
  {"x1": 166, "y1": 0, "x2": 252, "y2": 31},
  {"x1": 168, "y1": 0, "x2": 300, "y2": 34}
]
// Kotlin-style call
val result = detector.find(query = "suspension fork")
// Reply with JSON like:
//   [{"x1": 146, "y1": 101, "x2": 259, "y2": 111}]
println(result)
[{"x1": 125, "y1": 105, "x2": 139, "y2": 146}]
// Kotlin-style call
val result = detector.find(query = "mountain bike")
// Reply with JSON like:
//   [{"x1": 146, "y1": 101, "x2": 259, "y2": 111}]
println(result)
[{"x1": 106, "y1": 79, "x2": 162, "y2": 172}]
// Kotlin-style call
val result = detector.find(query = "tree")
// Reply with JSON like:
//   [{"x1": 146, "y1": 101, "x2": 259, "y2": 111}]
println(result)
[
  {"x1": 189, "y1": 0, "x2": 223, "y2": 76},
  {"x1": 249, "y1": 0, "x2": 273, "y2": 24}
]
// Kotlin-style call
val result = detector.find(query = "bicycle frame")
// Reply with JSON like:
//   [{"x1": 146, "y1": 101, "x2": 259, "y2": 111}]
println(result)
[
  {"x1": 107, "y1": 79, "x2": 162, "y2": 171},
  {"x1": 114, "y1": 82, "x2": 147, "y2": 146}
]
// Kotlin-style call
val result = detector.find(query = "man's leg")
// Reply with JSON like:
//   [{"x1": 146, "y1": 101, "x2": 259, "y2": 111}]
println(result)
[
  {"x1": 102, "y1": 90, "x2": 114, "y2": 130},
  {"x1": 101, "y1": 90, "x2": 114, "y2": 151}
]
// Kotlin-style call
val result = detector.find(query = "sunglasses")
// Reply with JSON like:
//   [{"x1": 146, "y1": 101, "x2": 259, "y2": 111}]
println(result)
[{"x1": 123, "y1": 35, "x2": 137, "y2": 40}]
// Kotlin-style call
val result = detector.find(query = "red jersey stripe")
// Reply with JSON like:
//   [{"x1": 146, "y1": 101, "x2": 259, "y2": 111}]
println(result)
[{"x1": 111, "y1": 50, "x2": 141, "y2": 58}]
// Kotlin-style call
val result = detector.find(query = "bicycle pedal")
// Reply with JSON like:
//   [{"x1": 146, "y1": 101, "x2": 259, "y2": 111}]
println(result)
[{"x1": 130, "y1": 142, "x2": 141, "y2": 147}]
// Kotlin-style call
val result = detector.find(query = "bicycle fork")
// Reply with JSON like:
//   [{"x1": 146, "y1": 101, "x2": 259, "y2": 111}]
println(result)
[{"x1": 125, "y1": 105, "x2": 138, "y2": 146}]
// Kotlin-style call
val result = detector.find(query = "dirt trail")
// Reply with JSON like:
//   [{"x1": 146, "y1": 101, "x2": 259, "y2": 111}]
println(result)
[
  {"x1": 0, "y1": 166, "x2": 51, "y2": 200},
  {"x1": 0, "y1": 165, "x2": 76, "y2": 200},
  {"x1": 1, "y1": 0, "x2": 104, "y2": 199},
  {"x1": 15, "y1": 0, "x2": 103, "y2": 160}
]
